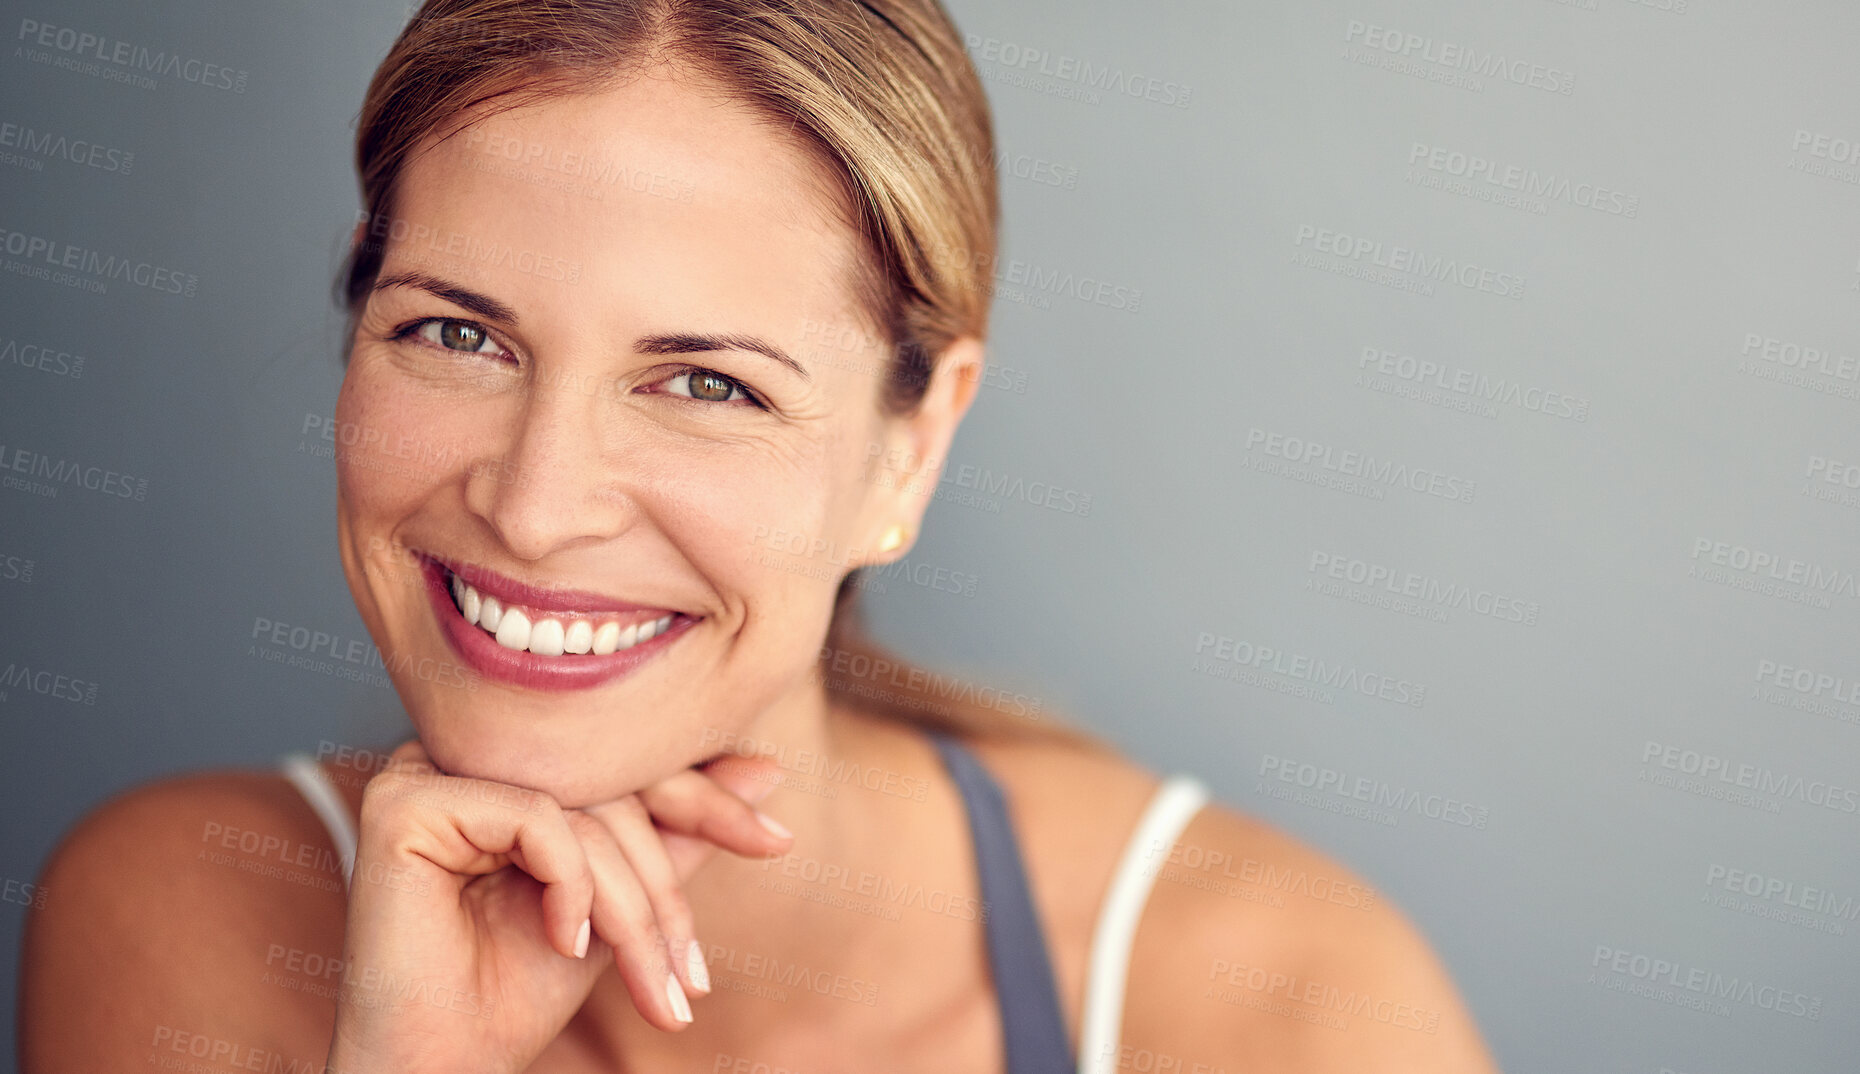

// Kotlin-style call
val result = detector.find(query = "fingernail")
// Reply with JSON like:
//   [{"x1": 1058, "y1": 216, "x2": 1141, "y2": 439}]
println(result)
[
  {"x1": 755, "y1": 810, "x2": 791, "y2": 840},
  {"x1": 574, "y1": 917, "x2": 591, "y2": 959},
  {"x1": 686, "y1": 938, "x2": 711, "y2": 993},
  {"x1": 665, "y1": 972, "x2": 694, "y2": 1023},
  {"x1": 742, "y1": 773, "x2": 782, "y2": 804}
]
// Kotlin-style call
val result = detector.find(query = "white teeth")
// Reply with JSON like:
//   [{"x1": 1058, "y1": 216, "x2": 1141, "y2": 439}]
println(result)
[
  {"x1": 528, "y1": 618, "x2": 565, "y2": 656},
  {"x1": 564, "y1": 620, "x2": 593, "y2": 654},
  {"x1": 591, "y1": 621, "x2": 620, "y2": 655},
  {"x1": 495, "y1": 607, "x2": 532, "y2": 651},
  {"x1": 447, "y1": 571, "x2": 678, "y2": 658}
]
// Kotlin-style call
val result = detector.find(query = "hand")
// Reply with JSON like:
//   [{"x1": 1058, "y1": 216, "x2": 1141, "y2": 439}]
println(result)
[{"x1": 324, "y1": 739, "x2": 790, "y2": 1074}]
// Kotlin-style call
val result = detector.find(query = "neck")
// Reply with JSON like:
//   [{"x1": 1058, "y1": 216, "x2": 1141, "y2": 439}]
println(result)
[
  {"x1": 699, "y1": 664, "x2": 864, "y2": 896},
  {"x1": 571, "y1": 667, "x2": 947, "y2": 1063}
]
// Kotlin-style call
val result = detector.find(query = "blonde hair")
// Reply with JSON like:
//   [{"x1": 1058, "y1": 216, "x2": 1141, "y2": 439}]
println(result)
[{"x1": 342, "y1": 0, "x2": 1102, "y2": 746}]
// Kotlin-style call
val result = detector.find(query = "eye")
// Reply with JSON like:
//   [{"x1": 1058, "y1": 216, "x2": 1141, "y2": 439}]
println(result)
[
  {"x1": 657, "y1": 366, "x2": 764, "y2": 408},
  {"x1": 400, "y1": 318, "x2": 511, "y2": 359}
]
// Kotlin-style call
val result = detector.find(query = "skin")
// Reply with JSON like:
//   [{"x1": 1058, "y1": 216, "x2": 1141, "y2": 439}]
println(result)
[{"x1": 18, "y1": 60, "x2": 1500, "y2": 1073}]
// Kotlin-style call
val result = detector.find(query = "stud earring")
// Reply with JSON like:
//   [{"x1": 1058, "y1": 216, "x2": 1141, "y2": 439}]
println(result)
[{"x1": 877, "y1": 523, "x2": 910, "y2": 554}]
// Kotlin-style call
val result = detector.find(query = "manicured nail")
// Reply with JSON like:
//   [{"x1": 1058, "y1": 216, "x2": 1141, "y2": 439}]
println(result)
[
  {"x1": 574, "y1": 917, "x2": 591, "y2": 959},
  {"x1": 686, "y1": 938, "x2": 711, "y2": 993},
  {"x1": 665, "y1": 972, "x2": 694, "y2": 1023},
  {"x1": 755, "y1": 810, "x2": 791, "y2": 840}
]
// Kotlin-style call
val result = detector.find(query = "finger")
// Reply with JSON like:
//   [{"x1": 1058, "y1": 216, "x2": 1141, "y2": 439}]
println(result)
[
  {"x1": 638, "y1": 762, "x2": 792, "y2": 865},
  {"x1": 566, "y1": 810, "x2": 695, "y2": 1030},
  {"x1": 386, "y1": 737, "x2": 437, "y2": 774},
  {"x1": 362, "y1": 756, "x2": 595, "y2": 961},
  {"x1": 695, "y1": 753, "x2": 786, "y2": 801},
  {"x1": 581, "y1": 797, "x2": 708, "y2": 997}
]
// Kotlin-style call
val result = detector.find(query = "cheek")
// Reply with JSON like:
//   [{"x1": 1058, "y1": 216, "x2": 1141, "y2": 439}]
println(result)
[
  {"x1": 634, "y1": 432, "x2": 846, "y2": 611},
  {"x1": 333, "y1": 356, "x2": 490, "y2": 617},
  {"x1": 333, "y1": 357, "x2": 472, "y2": 517}
]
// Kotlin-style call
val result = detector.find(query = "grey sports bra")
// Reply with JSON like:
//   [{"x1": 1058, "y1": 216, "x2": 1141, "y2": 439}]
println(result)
[{"x1": 279, "y1": 735, "x2": 1209, "y2": 1074}]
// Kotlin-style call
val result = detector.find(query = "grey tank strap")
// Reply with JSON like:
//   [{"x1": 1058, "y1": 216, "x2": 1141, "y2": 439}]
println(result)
[{"x1": 927, "y1": 730, "x2": 1075, "y2": 1074}]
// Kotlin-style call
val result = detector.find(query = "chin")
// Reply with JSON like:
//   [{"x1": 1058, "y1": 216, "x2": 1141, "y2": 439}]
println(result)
[{"x1": 405, "y1": 715, "x2": 658, "y2": 808}]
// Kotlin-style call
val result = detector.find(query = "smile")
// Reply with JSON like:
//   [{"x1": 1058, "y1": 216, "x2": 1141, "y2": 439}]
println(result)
[
  {"x1": 418, "y1": 554, "x2": 697, "y2": 692},
  {"x1": 449, "y1": 573, "x2": 674, "y2": 657}
]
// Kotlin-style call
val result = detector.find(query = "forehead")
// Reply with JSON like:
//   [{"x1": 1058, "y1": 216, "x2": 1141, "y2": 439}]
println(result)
[{"x1": 384, "y1": 66, "x2": 870, "y2": 339}]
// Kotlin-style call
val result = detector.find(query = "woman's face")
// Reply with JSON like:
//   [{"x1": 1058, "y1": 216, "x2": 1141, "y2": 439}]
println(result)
[{"x1": 333, "y1": 64, "x2": 977, "y2": 806}]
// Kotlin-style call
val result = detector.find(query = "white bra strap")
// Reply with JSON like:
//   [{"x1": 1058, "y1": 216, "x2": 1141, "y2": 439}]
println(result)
[
  {"x1": 1076, "y1": 774, "x2": 1211, "y2": 1074},
  {"x1": 280, "y1": 751, "x2": 357, "y2": 888}
]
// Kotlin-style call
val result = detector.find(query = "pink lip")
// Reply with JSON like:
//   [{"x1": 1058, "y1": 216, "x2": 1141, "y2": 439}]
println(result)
[
  {"x1": 426, "y1": 553, "x2": 675, "y2": 616},
  {"x1": 419, "y1": 558, "x2": 697, "y2": 693}
]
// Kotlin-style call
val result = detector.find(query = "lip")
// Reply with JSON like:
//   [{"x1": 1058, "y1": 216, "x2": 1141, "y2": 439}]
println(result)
[
  {"x1": 423, "y1": 552, "x2": 672, "y2": 616},
  {"x1": 419, "y1": 557, "x2": 697, "y2": 692}
]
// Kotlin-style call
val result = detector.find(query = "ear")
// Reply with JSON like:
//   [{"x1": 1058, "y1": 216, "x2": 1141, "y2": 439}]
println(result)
[{"x1": 856, "y1": 336, "x2": 986, "y2": 565}]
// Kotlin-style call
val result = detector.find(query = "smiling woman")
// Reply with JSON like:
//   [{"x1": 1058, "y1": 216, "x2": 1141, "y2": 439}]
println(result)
[{"x1": 18, "y1": 2, "x2": 1498, "y2": 1072}]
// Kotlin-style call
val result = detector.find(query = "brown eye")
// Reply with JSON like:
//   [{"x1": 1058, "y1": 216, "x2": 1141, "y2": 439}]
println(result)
[
  {"x1": 413, "y1": 318, "x2": 506, "y2": 356},
  {"x1": 689, "y1": 371, "x2": 735, "y2": 401},
  {"x1": 441, "y1": 321, "x2": 485, "y2": 350},
  {"x1": 665, "y1": 368, "x2": 756, "y2": 405}
]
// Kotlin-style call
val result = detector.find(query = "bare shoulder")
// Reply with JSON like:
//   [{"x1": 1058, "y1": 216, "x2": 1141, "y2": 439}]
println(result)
[
  {"x1": 963, "y1": 728, "x2": 1167, "y2": 873},
  {"x1": 18, "y1": 762, "x2": 351, "y2": 1073},
  {"x1": 962, "y1": 731, "x2": 1497, "y2": 1073},
  {"x1": 958, "y1": 731, "x2": 1165, "y2": 1043},
  {"x1": 1119, "y1": 801, "x2": 1499, "y2": 1073}
]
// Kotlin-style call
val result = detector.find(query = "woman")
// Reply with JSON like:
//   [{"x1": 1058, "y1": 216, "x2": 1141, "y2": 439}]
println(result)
[{"x1": 20, "y1": 1, "x2": 1498, "y2": 1070}]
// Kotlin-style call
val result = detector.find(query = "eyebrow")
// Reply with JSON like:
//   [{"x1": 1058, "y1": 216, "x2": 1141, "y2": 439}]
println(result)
[
  {"x1": 371, "y1": 272, "x2": 810, "y2": 380},
  {"x1": 373, "y1": 271, "x2": 519, "y2": 325},
  {"x1": 635, "y1": 333, "x2": 811, "y2": 381}
]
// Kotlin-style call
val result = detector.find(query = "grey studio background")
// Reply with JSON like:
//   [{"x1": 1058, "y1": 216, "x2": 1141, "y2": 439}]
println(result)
[{"x1": 3, "y1": 0, "x2": 1858, "y2": 1069}]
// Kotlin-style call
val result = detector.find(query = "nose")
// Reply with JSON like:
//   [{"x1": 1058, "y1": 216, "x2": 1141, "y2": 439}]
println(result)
[{"x1": 465, "y1": 373, "x2": 640, "y2": 561}]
